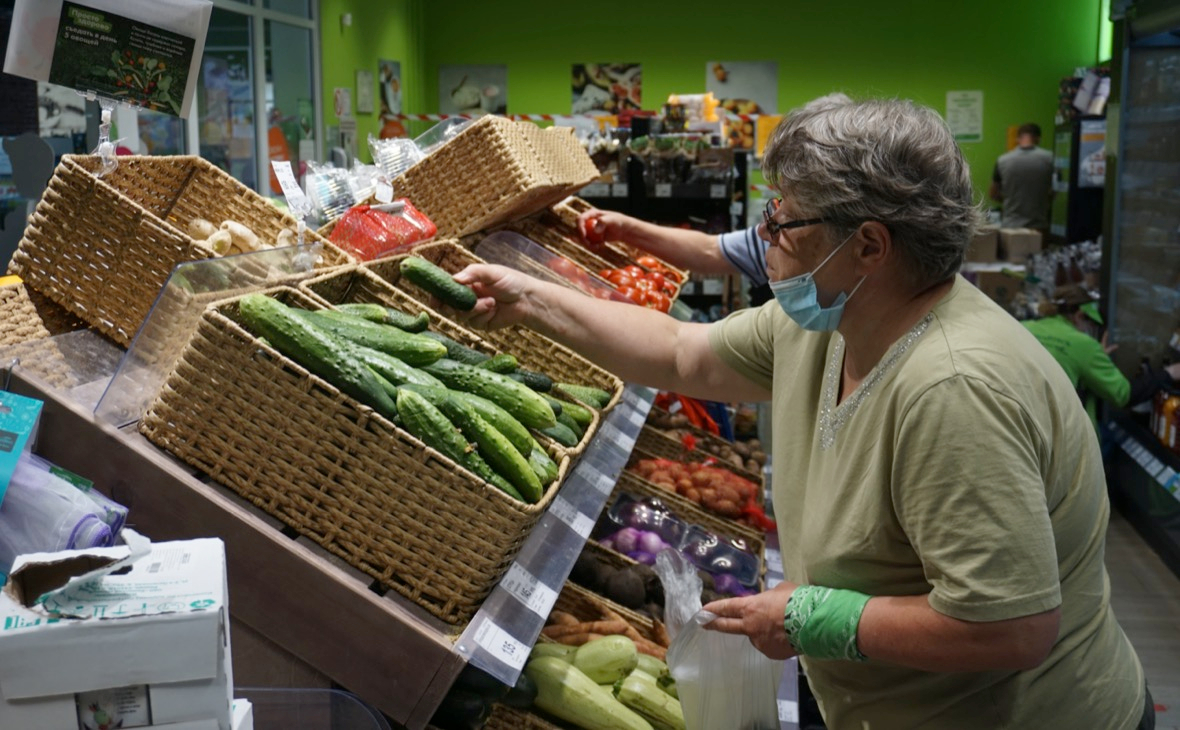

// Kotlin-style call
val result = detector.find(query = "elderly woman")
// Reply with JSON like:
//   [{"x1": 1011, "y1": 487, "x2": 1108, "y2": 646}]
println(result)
[{"x1": 455, "y1": 99, "x2": 1149, "y2": 729}]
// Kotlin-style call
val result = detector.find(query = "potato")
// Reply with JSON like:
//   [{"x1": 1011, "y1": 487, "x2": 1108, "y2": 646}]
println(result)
[
  {"x1": 188, "y1": 218, "x2": 217, "y2": 240},
  {"x1": 221, "y1": 220, "x2": 260, "y2": 252},
  {"x1": 205, "y1": 229, "x2": 233, "y2": 256},
  {"x1": 750, "y1": 450, "x2": 767, "y2": 464},
  {"x1": 275, "y1": 228, "x2": 297, "y2": 248},
  {"x1": 732, "y1": 441, "x2": 751, "y2": 457},
  {"x1": 746, "y1": 458, "x2": 762, "y2": 474}
]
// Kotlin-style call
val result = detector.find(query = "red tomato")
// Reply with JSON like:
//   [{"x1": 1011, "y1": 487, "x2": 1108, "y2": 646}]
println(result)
[
  {"x1": 648, "y1": 272, "x2": 666, "y2": 290},
  {"x1": 636, "y1": 255, "x2": 661, "y2": 269},
  {"x1": 662, "y1": 269, "x2": 682, "y2": 283},
  {"x1": 648, "y1": 292, "x2": 671, "y2": 312},
  {"x1": 616, "y1": 286, "x2": 641, "y2": 303},
  {"x1": 623, "y1": 265, "x2": 644, "y2": 278},
  {"x1": 549, "y1": 258, "x2": 581, "y2": 279},
  {"x1": 599, "y1": 269, "x2": 613, "y2": 279},
  {"x1": 607, "y1": 272, "x2": 635, "y2": 288},
  {"x1": 634, "y1": 278, "x2": 654, "y2": 291}
]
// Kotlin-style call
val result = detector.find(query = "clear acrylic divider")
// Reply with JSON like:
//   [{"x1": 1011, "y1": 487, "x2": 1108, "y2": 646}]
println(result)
[
  {"x1": 0, "y1": 330, "x2": 125, "y2": 412},
  {"x1": 94, "y1": 244, "x2": 322, "y2": 427}
]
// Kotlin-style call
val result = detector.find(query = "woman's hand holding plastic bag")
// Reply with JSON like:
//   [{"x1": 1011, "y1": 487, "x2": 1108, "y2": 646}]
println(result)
[
  {"x1": 655, "y1": 550, "x2": 784, "y2": 730},
  {"x1": 703, "y1": 581, "x2": 800, "y2": 660}
]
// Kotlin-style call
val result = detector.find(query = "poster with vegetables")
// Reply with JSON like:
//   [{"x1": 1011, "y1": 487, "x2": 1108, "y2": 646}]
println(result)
[
  {"x1": 706, "y1": 61, "x2": 778, "y2": 150},
  {"x1": 49, "y1": 1, "x2": 193, "y2": 115},
  {"x1": 572, "y1": 64, "x2": 642, "y2": 115},
  {"x1": 438, "y1": 65, "x2": 507, "y2": 116}
]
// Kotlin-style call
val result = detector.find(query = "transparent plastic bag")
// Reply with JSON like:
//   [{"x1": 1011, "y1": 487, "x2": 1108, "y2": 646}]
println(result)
[
  {"x1": 305, "y1": 161, "x2": 358, "y2": 224},
  {"x1": 327, "y1": 201, "x2": 436, "y2": 261},
  {"x1": 368, "y1": 134, "x2": 425, "y2": 179},
  {"x1": 656, "y1": 550, "x2": 783, "y2": 730}
]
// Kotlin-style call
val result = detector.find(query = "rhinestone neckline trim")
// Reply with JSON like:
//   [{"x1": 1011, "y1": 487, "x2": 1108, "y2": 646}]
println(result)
[{"x1": 818, "y1": 314, "x2": 933, "y2": 450}]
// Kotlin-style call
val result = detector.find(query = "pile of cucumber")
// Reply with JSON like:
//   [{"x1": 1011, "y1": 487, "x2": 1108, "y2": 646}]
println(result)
[{"x1": 237, "y1": 293, "x2": 611, "y2": 505}]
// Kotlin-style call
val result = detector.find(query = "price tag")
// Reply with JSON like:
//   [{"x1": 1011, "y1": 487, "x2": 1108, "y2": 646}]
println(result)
[
  {"x1": 777, "y1": 700, "x2": 799, "y2": 723},
  {"x1": 502, "y1": 563, "x2": 558, "y2": 617},
  {"x1": 375, "y1": 179, "x2": 394, "y2": 204},
  {"x1": 598, "y1": 421, "x2": 623, "y2": 445},
  {"x1": 764, "y1": 548, "x2": 784, "y2": 575},
  {"x1": 655, "y1": 183, "x2": 673, "y2": 198},
  {"x1": 628, "y1": 407, "x2": 647, "y2": 429},
  {"x1": 472, "y1": 620, "x2": 528, "y2": 671},
  {"x1": 710, "y1": 184, "x2": 727, "y2": 199},
  {"x1": 582, "y1": 182, "x2": 610, "y2": 198},
  {"x1": 550, "y1": 496, "x2": 594, "y2": 538},
  {"x1": 270, "y1": 161, "x2": 311, "y2": 216},
  {"x1": 612, "y1": 183, "x2": 629, "y2": 198}
]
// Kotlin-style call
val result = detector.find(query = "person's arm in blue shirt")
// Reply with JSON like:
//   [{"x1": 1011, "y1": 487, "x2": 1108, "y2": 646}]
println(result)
[{"x1": 577, "y1": 208, "x2": 752, "y2": 276}]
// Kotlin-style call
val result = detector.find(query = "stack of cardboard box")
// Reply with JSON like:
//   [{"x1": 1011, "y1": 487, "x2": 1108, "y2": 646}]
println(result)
[{"x1": 965, "y1": 226, "x2": 1043, "y2": 310}]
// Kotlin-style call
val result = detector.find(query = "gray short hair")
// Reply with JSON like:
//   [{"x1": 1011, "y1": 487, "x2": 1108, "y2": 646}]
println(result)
[{"x1": 763, "y1": 98, "x2": 981, "y2": 285}]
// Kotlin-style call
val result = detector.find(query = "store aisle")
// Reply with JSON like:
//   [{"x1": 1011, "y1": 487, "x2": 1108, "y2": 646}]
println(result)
[{"x1": 1107, "y1": 509, "x2": 1180, "y2": 729}]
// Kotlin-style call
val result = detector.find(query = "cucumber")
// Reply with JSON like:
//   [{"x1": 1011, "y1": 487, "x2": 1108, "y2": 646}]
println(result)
[
  {"x1": 557, "y1": 411, "x2": 585, "y2": 439},
  {"x1": 400, "y1": 256, "x2": 477, "y2": 311},
  {"x1": 537, "y1": 421, "x2": 579, "y2": 448},
  {"x1": 438, "y1": 395, "x2": 543, "y2": 503},
  {"x1": 294, "y1": 309, "x2": 446, "y2": 365},
  {"x1": 559, "y1": 399, "x2": 594, "y2": 428},
  {"x1": 527, "y1": 443, "x2": 559, "y2": 486},
  {"x1": 343, "y1": 342, "x2": 445, "y2": 389},
  {"x1": 449, "y1": 390, "x2": 533, "y2": 457},
  {"x1": 614, "y1": 670, "x2": 685, "y2": 730},
  {"x1": 334, "y1": 302, "x2": 430, "y2": 332},
  {"x1": 238, "y1": 295, "x2": 398, "y2": 421},
  {"x1": 542, "y1": 394, "x2": 564, "y2": 418},
  {"x1": 477, "y1": 353, "x2": 518, "y2": 374},
  {"x1": 524, "y1": 657, "x2": 653, "y2": 730},
  {"x1": 396, "y1": 388, "x2": 471, "y2": 465},
  {"x1": 420, "y1": 331, "x2": 491, "y2": 365},
  {"x1": 574, "y1": 635, "x2": 638, "y2": 684},
  {"x1": 368, "y1": 368, "x2": 401, "y2": 415},
  {"x1": 507, "y1": 369, "x2": 553, "y2": 392},
  {"x1": 422, "y1": 358, "x2": 557, "y2": 430},
  {"x1": 555, "y1": 382, "x2": 612, "y2": 409}
]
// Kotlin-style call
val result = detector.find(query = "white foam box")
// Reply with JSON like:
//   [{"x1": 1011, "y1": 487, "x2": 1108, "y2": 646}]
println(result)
[{"x1": 0, "y1": 536, "x2": 232, "y2": 730}]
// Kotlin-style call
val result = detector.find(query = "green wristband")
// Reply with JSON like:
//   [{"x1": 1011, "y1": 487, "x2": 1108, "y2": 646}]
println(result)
[{"x1": 783, "y1": 585, "x2": 871, "y2": 662}]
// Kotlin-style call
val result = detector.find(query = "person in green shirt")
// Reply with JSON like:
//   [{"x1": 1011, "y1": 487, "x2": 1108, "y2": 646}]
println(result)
[
  {"x1": 1023, "y1": 284, "x2": 1179, "y2": 430},
  {"x1": 452, "y1": 99, "x2": 1151, "y2": 729}
]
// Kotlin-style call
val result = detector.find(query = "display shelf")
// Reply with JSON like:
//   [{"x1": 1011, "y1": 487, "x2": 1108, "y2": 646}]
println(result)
[{"x1": 1105, "y1": 411, "x2": 1180, "y2": 579}]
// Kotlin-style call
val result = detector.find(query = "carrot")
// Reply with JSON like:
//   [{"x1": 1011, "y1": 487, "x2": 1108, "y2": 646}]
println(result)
[
  {"x1": 542, "y1": 620, "x2": 630, "y2": 639},
  {"x1": 554, "y1": 632, "x2": 605, "y2": 646},
  {"x1": 651, "y1": 619, "x2": 671, "y2": 648},
  {"x1": 633, "y1": 638, "x2": 667, "y2": 661},
  {"x1": 548, "y1": 610, "x2": 580, "y2": 626}
]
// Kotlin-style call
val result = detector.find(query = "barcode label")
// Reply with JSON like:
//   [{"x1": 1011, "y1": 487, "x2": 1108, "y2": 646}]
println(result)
[
  {"x1": 270, "y1": 161, "x2": 310, "y2": 216},
  {"x1": 710, "y1": 184, "x2": 727, "y2": 199},
  {"x1": 777, "y1": 699, "x2": 799, "y2": 722},
  {"x1": 473, "y1": 620, "x2": 528, "y2": 671},
  {"x1": 550, "y1": 496, "x2": 594, "y2": 538},
  {"x1": 612, "y1": 183, "x2": 628, "y2": 197},
  {"x1": 502, "y1": 563, "x2": 558, "y2": 617},
  {"x1": 655, "y1": 183, "x2": 672, "y2": 198}
]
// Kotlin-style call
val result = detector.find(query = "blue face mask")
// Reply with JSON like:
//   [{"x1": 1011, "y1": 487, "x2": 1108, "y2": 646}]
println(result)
[{"x1": 769, "y1": 231, "x2": 866, "y2": 331}]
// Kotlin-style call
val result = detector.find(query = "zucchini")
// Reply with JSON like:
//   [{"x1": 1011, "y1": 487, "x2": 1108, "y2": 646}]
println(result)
[
  {"x1": 344, "y1": 342, "x2": 445, "y2": 389},
  {"x1": 422, "y1": 358, "x2": 557, "y2": 430},
  {"x1": 560, "y1": 399, "x2": 595, "y2": 428},
  {"x1": 394, "y1": 389, "x2": 519, "y2": 502},
  {"x1": 335, "y1": 302, "x2": 430, "y2": 332},
  {"x1": 574, "y1": 636, "x2": 638, "y2": 684},
  {"x1": 507, "y1": 368, "x2": 554, "y2": 392},
  {"x1": 238, "y1": 295, "x2": 398, "y2": 421},
  {"x1": 537, "y1": 421, "x2": 580, "y2": 448},
  {"x1": 555, "y1": 382, "x2": 612, "y2": 409},
  {"x1": 634, "y1": 654, "x2": 670, "y2": 682},
  {"x1": 614, "y1": 671, "x2": 685, "y2": 730},
  {"x1": 529, "y1": 644, "x2": 578, "y2": 662},
  {"x1": 542, "y1": 394, "x2": 564, "y2": 418},
  {"x1": 449, "y1": 390, "x2": 533, "y2": 457},
  {"x1": 400, "y1": 256, "x2": 477, "y2": 311},
  {"x1": 438, "y1": 395, "x2": 543, "y2": 503},
  {"x1": 525, "y1": 657, "x2": 653, "y2": 730},
  {"x1": 557, "y1": 411, "x2": 585, "y2": 439},
  {"x1": 421, "y1": 331, "x2": 491, "y2": 365},
  {"x1": 477, "y1": 353, "x2": 518, "y2": 374},
  {"x1": 294, "y1": 309, "x2": 446, "y2": 365}
]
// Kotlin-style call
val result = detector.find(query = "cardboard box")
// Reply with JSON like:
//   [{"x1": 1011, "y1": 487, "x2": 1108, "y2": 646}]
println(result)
[
  {"x1": 232, "y1": 699, "x2": 253, "y2": 730},
  {"x1": 1000, "y1": 228, "x2": 1043, "y2": 263},
  {"x1": 966, "y1": 226, "x2": 1000, "y2": 262},
  {"x1": 974, "y1": 270, "x2": 1021, "y2": 310},
  {"x1": 0, "y1": 536, "x2": 232, "y2": 730}
]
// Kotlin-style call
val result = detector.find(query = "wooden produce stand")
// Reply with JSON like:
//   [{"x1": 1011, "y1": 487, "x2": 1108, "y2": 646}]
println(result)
[{"x1": 8, "y1": 369, "x2": 464, "y2": 730}]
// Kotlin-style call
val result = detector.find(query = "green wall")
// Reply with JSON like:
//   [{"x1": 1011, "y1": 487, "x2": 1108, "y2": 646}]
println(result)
[
  {"x1": 319, "y1": 0, "x2": 425, "y2": 162},
  {"x1": 325, "y1": 0, "x2": 1103, "y2": 195}
]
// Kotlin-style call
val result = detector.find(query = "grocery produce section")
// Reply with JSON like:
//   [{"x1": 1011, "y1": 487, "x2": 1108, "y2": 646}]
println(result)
[{"x1": 0, "y1": 112, "x2": 778, "y2": 730}]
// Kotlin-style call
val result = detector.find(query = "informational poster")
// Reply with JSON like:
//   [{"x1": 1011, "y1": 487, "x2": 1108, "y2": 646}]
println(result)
[
  {"x1": 572, "y1": 64, "x2": 641, "y2": 115},
  {"x1": 1078, "y1": 118, "x2": 1106, "y2": 188},
  {"x1": 3, "y1": 0, "x2": 211, "y2": 118},
  {"x1": 378, "y1": 60, "x2": 401, "y2": 117},
  {"x1": 706, "y1": 61, "x2": 778, "y2": 150},
  {"x1": 355, "y1": 69, "x2": 374, "y2": 114},
  {"x1": 439, "y1": 65, "x2": 507, "y2": 116},
  {"x1": 946, "y1": 90, "x2": 983, "y2": 143}
]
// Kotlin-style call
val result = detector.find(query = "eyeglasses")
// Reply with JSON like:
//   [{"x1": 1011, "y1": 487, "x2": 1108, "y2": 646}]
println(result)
[{"x1": 763, "y1": 198, "x2": 826, "y2": 238}]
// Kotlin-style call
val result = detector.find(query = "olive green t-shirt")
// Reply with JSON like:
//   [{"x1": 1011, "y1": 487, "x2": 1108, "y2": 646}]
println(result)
[{"x1": 709, "y1": 276, "x2": 1144, "y2": 730}]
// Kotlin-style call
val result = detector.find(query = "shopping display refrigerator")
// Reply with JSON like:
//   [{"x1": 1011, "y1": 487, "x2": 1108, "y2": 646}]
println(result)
[
  {"x1": 1101, "y1": 2, "x2": 1180, "y2": 577},
  {"x1": 1050, "y1": 117, "x2": 1106, "y2": 244}
]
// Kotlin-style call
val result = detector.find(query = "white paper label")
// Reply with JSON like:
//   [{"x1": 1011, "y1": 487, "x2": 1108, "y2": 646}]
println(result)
[
  {"x1": 375, "y1": 180, "x2": 394, "y2": 204},
  {"x1": 1159, "y1": 467, "x2": 1177, "y2": 489},
  {"x1": 77, "y1": 685, "x2": 152, "y2": 729},
  {"x1": 473, "y1": 620, "x2": 528, "y2": 671},
  {"x1": 612, "y1": 183, "x2": 629, "y2": 198},
  {"x1": 550, "y1": 496, "x2": 594, "y2": 538},
  {"x1": 655, "y1": 183, "x2": 673, "y2": 198},
  {"x1": 777, "y1": 699, "x2": 799, "y2": 722},
  {"x1": 271, "y1": 161, "x2": 311, "y2": 216},
  {"x1": 582, "y1": 183, "x2": 610, "y2": 197},
  {"x1": 710, "y1": 184, "x2": 727, "y2": 199},
  {"x1": 502, "y1": 563, "x2": 558, "y2": 617},
  {"x1": 628, "y1": 408, "x2": 646, "y2": 428},
  {"x1": 764, "y1": 548, "x2": 784, "y2": 575}
]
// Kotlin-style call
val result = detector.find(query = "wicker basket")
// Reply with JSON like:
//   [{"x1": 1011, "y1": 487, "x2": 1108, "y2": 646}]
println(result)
[
  {"x1": 139, "y1": 285, "x2": 568, "y2": 626},
  {"x1": 546, "y1": 197, "x2": 690, "y2": 284},
  {"x1": 362, "y1": 241, "x2": 623, "y2": 455},
  {"x1": 10, "y1": 154, "x2": 351, "y2": 346},
  {"x1": 634, "y1": 424, "x2": 764, "y2": 490},
  {"x1": 390, "y1": 116, "x2": 598, "y2": 238},
  {"x1": 0, "y1": 280, "x2": 87, "y2": 346},
  {"x1": 613, "y1": 470, "x2": 766, "y2": 552}
]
